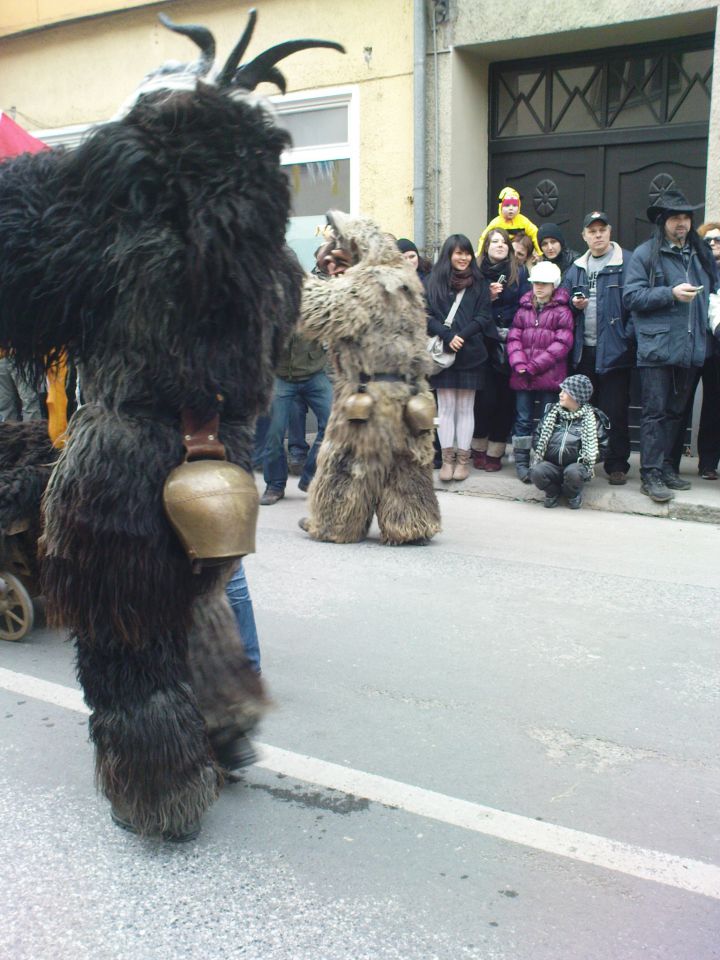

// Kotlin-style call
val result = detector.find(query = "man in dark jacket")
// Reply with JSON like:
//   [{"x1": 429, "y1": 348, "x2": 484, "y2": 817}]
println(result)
[
  {"x1": 563, "y1": 211, "x2": 634, "y2": 484},
  {"x1": 623, "y1": 189, "x2": 716, "y2": 503},
  {"x1": 260, "y1": 329, "x2": 332, "y2": 505}
]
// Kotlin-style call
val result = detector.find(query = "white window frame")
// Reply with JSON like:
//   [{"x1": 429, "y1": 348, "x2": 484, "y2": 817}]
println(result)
[
  {"x1": 272, "y1": 85, "x2": 359, "y2": 214},
  {"x1": 36, "y1": 85, "x2": 360, "y2": 214},
  {"x1": 34, "y1": 121, "x2": 96, "y2": 149}
]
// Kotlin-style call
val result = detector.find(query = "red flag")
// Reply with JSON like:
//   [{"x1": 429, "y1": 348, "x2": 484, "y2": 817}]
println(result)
[{"x1": 0, "y1": 112, "x2": 47, "y2": 160}]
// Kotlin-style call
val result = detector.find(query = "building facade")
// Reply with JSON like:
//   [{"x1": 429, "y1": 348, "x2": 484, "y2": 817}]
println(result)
[
  {"x1": 0, "y1": 1, "x2": 718, "y2": 260},
  {"x1": 428, "y1": 0, "x2": 719, "y2": 256},
  {"x1": 0, "y1": 0, "x2": 415, "y2": 268}
]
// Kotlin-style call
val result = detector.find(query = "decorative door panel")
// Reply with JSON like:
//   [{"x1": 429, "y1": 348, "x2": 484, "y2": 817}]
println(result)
[
  {"x1": 604, "y1": 141, "x2": 708, "y2": 248},
  {"x1": 489, "y1": 149, "x2": 600, "y2": 245}
]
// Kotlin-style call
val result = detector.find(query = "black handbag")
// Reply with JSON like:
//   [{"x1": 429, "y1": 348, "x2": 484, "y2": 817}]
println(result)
[{"x1": 487, "y1": 337, "x2": 509, "y2": 374}]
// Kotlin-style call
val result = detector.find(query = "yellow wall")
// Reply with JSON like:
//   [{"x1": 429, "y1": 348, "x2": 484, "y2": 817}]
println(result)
[
  {"x1": 0, "y1": 0, "x2": 415, "y2": 237},
  {"x1": 0, "y1": 0, "x2": 169, "y2": 37}
]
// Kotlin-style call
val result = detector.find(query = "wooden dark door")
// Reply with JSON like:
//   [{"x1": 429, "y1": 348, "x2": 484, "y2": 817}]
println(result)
[
  {"x1": 488, "y1": 34, "x2": 713, "y2": 250},
  {"x1": 489, "y1": 147, "x2": 601, "y2": 248},
  {"x1": 490, "y1": 138, "x2": 708, "y2": 251},
  {"x1": 604, "y1": 140, "x2": 708, "y2": 248}
]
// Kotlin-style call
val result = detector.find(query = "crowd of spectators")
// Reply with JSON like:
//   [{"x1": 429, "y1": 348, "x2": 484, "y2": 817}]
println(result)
[
  {"x1": 423, "y1": 185, "x2": 719, "y2": 505},
  {"x1": 246, "y1": 184, "x2": 718, "y2": 512}
]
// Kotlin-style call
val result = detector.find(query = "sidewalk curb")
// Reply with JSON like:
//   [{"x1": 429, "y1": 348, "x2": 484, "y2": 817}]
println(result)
[{"x1": 433, "y1": 469, "x2": 720, "y2": 525}]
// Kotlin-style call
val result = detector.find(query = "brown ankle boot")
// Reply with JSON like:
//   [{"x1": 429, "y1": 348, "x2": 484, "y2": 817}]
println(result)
[
  {"x1": 453, "y1": 449, "x2": 471, "y2": 481},
  {"x1": 438, "y1": 448, "x2": 456, "y2": 481}
]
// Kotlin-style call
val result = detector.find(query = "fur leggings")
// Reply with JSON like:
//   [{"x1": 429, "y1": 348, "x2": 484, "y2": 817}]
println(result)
[
  {"x1": 41, "y1": 407, "x2": 264, "y2": 837},
  {"x1": 304, "y1": 396, "x2": 442, "y2": 545},
  {"x1": 436, "y1": 388, "x2": 475, "y2": 449}
]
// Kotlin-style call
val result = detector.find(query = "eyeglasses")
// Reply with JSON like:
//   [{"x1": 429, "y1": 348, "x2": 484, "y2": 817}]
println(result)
[{"x1": 705, "y1": 237, "x2": 720, "y2": 246}]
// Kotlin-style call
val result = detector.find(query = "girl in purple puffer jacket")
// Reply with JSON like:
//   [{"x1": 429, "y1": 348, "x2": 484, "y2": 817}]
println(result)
[{"x1": 507, "y1": 261, "x2": 574, "y2": 481}]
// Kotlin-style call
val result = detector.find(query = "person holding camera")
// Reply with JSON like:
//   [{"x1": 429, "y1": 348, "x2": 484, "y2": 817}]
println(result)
[
  {"x1": 623, "y1": 189, "x2": 716, "y2": 502},
  {"x1": 562, "y1": 211, "x2": 634, "y2": 485},
  {"x1": 472, "y1": 227, "x2": 530, "y2": 470}
]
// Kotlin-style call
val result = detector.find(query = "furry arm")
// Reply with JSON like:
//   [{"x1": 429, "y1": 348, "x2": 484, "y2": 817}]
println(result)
[{"x1": 0, "y1": 150, "x2": 91, "y2": 371}]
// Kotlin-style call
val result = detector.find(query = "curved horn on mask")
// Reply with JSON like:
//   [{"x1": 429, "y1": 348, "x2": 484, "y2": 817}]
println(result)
[
  {"x1": 217, "y1": 8, "x2": 259, "y2": 87},
  {"x1": 158, "y1": 14, "x2": 217, "y2": 77},
  {"x1": 228, "y1": 39, "x2": 345, "y2": 92},
  {"x1": 259, "y1": 66, "x2": 288, "y2": 95}
]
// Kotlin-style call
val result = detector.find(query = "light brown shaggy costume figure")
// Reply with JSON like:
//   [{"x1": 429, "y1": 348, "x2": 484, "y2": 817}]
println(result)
[{"x1": 299, "y1": 211, "x2": 441, "y2": 545}]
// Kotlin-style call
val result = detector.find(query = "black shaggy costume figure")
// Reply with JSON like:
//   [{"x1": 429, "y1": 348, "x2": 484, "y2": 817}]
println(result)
[
  {"x1": 0, "y1": 12, "x2": 342, "y2": 839},
  {"x1": 0, "y1": 421, "x2": 59, "y2": 592}
]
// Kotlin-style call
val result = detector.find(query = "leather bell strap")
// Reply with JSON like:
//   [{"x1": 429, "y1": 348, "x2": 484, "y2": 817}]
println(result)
[{"x1": 180, "y1": 409, "x2": 226, "y2": 462}]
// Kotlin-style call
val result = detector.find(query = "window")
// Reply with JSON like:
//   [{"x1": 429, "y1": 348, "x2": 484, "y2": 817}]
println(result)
[
  {"x1": 491, "y1": 39, "x2": 712, "y2": 139},
  {"x1": 273, "y1": 87, "x2": 359, "y2": 271},
  {"x1": 37, "y1": 88, "x2": 360, "y2": 274}
]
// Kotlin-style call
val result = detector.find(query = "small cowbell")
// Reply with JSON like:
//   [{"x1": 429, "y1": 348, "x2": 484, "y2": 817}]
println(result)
[
  {"x1": 404, "y1": 391, "x2": 436, "y2": 435},
  {"x1": 343, "y1": 384, "x2": 374, "y2": 422}
]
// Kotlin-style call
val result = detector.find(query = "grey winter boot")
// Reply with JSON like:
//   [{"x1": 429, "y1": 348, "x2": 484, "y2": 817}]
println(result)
[
  {"x1": 512, "y1": 436, "x2": 532, "y2": 483},
  {"x1": 439, "y1": 448, "x2": 456, "y2": 482}
]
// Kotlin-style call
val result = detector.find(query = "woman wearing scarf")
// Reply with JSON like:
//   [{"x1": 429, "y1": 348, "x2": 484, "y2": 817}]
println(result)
[
  {"x1": 426, "y1": 234, "x2": 493, "y2": 481},
  {"x1": 473, "y1": 227, "x2": 530, "y2": 470},
  {"x1": 529, "y1": 374, "x2": 609, "y2": 509}
]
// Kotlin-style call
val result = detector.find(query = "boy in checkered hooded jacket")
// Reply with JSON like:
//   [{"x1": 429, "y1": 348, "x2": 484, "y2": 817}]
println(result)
[{"x1": 528, "y1": 374, "x2": 610, "y2": 509}]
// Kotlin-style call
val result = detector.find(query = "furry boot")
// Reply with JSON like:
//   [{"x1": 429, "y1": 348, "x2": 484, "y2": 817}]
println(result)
[
  {"x1": 439, "y1": 448, "x2": 456, "y2": 482},
  {"x1": 513, "y1": 436, "x2": 532, "y2": 483},
  {"x1": 471, "y1": 437, "x2": 488, "y2": 470},
  {"x1": 485, "y1": 440, "x2": 505, "y2": 471},
  {"x1": 453, "y1": 449, "x2": 471, "y2": 481}
]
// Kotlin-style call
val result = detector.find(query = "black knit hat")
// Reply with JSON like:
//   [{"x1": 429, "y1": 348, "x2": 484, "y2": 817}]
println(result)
[
  {"x1": 396, "y1": 238, "x2": 419, "y2": 255},
  {"x1": 560, "y1": 374, "x2": 593, "y2": 405},
  {"x1": 537, "y1": 223, "x2": 565, "y2": 247}
]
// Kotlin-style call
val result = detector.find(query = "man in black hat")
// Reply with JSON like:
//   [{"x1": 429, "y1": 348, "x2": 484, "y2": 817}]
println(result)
[
  {"x1": 623, "y1": 188, "x2": 716, "y2": 502},
  {"x1": 563, "y1": 211, "x2": 634, "y2": 485}
]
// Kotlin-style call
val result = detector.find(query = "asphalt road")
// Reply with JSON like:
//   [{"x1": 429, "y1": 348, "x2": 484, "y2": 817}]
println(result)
[{"x1": 1, "y1": 484, "x2": 718, "y2": 960}]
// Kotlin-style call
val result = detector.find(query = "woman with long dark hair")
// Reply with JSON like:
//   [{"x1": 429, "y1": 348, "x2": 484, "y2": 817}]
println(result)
[
  {"x1": 426, "y1": 234, "x2": 493, "y2": 481},
  {"x1": 473, "y1": 227, "x2": 530, "y2": 470}
]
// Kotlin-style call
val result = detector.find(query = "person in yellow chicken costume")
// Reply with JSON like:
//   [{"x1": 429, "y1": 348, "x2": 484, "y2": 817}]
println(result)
[{"x1": 477, "y1": 187, "x2": 541, "y2": 256}]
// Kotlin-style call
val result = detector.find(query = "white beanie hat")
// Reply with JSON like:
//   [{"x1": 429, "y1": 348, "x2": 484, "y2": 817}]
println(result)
[{"x1": 528, "y1": 261, "x2": 562, "y2": 288}]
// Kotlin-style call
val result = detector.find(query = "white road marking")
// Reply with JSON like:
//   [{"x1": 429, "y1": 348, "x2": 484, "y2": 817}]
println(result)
[{"x1": 1, "y1": 665, "x2": 718, "y2": 900}]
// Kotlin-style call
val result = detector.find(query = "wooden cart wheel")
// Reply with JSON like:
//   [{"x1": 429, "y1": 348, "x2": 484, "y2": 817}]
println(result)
[{"x1": 0, "y1": 572, "x2": 34, "y2": 641}]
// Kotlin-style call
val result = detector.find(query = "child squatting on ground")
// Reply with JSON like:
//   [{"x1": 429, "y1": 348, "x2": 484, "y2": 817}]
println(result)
[{"x1": 529, "y1": 374, "x2": 609, "y2": 509}]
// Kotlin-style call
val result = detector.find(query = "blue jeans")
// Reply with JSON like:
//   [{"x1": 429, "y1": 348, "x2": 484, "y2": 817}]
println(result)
[
  {"x1": 288, "y1": 397, "x2": 310, "y2": 462},
  {"x1": 263, "y1": 371, "x2": 333, "y2": 491},
  {"x1": 252, "y1": 415, "x2": 270, "y2": 469},
  {"x1": 514, "y1": 389, "x2": 557, "y2": 437},
  {"x1": 226, "y1": 561, "x2": 261, "y2": 674}
]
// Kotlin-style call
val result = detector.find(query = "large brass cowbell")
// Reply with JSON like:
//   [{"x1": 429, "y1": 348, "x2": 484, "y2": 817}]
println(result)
[{"x1": 163, "y1": 410, "x2": 259, "y2": 569}]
